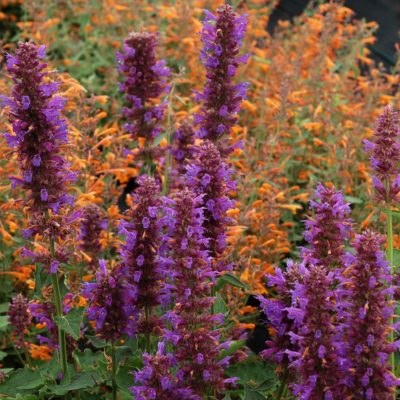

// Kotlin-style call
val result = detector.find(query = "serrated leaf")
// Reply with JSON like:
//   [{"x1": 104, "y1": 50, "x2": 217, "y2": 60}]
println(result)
[
  {"x1": 87, "y1": 335, "x2": 107, "y2": 348},
  {"x1": 55, "y1": 307, "x2": 84, "y2": 340},
  {"x1": 215, "y1": 272, "x2": 250, "y2": 291}
]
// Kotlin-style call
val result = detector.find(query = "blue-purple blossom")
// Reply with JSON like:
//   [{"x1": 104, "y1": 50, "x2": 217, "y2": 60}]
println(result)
[
  {"x1": 118, "y1": 175, "x2": 163, "y2": 334},
  {"x1": 161, "y1": 189, "x2": 235, "y2": 396},
  {"x1": 301, "y1": 183, "x2": 352, "y2": 269},
  {"x1": 196, "y1": 5, "x2": 248, "y2": 155},
  {"x1": 83, "y1": 260, "x2": 137, "y2": 342},
  {"x1": 186, "y1": 140, "x2": 235, "y2": 271},
  {"x1": 286, "y1": 264, "x2": 346, "y2": 399},
  {"x1": 364, "y1": 105, "x2": 400, "y2": 202},
  {"x1": 340, "y1": 230, "x2": 399, "y2": 399},
  {"x1": 2, "y1": 42, "x2": 76, "y2": 217}
]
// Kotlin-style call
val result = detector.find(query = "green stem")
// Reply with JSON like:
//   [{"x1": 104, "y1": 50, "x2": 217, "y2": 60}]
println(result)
[
  {"x1": 111, "y1": 342, "x2": 117, "y2": 400},
  {"x1": 275, "y1": 370, "x2": 289, "y2": 400},
  {"x1": 144, "y1": 306, "x2": 151, "y2": 353},
  {"x1": 50, "y1": 237, "x2": 68, "y2": 379},
  {"x1": 385, "y1": 181, "x2": 396, "y2": 380}
]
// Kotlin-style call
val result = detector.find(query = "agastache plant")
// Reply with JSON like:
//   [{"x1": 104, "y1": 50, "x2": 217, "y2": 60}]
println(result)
[
  {"x1": 196, "y1": 4, "x2": 249, "y2": 156},
  {"x1": 8, "y1": 294, "x2": 31, "y2": 351},
  {"x1": 161, "y1": 189, "x2": 235, "y2": 397},
  {"x1": 117, "y1": 32, "x2": 170, "y2": 173},
  {"x1": 341, "y1": 230, "x2": 399, "y2": 399},
  {"x1": 286, "y1": 264, "x2": 345, "y2": 400},
  {"x1": 301, "y1": 183, "x2": 352, "y2": 269},
  {"x1": 186, "y1": 140, "x2": 235, "y2": 271},
  {"x1": 78, "y1": 204, "x2": 106, "y2": 264},
  {"x1": 118, "y1": 175, "x2": 163, "y2": 347},
  {"x1": 364, "y1": 105, "x2": 400, "y2": 374},
  {"x1": 2, "y1": 41, "x2": 77, "y2": 377}
]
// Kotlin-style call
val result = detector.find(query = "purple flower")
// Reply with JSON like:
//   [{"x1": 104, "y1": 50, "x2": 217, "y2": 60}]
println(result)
[
  {"x1": 340, "y1": 230, "x2": 399, "y2": 398},
  {"x1": 159, "y1": 189, "x2": 231, "y2": 396},
  {"x1": 78, "y1": 204, "x2": 106, "y2": 259},
  {"x1": 117, "y1": 32, "x2": 169, "y2": 155},
  {"x1": 2, "y1": 42, "x2": 75, "y2": 218},
  {"x1": 196, "y1": 5, "x2": 248, "y2": 156},
  {"x1": 186, "y1": 141, "x2": 235, "y2": 271},
  {"x1": 287, "y1": 265, "x2": 346, "y2": 399},
  {"x1": 301, "y1": 183, "x2": 352, "y2": 269},
  {"x1": 83, "y1": 260, "x2": 137, "y2": 342},
  {"x1": 131, "y1": 343, "x2": 201, "y2": 400},
  {"x1": 257, "y1": 261, "x2": 305, "y2": 379},
  {"x1": 364, "y1": 105, "x2": 400, "y2": 202},
  {"x1": 118, "y1": 176, "x2": 163, "y2": 334},
  {"x1": 8, "y1": 294, "x2": 31, "y2": 349}
]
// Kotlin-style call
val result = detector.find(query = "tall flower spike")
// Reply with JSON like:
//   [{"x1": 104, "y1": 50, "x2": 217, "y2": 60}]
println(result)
[
  {"x1": 8, "y1": 294, "x2": 31, "y2": 349},
  {"x1": 2, "y1": 41, "x2": 76, "y2": 218},
  {"x1": 117, "y1": 31, "x2": 170, "y2": 170},
  {"x1": 186, "y1": 140, "x2": 235, "y2": 271},
  {"x1": 118, "y1": 175, "x2": 163, "y2": 334},
  {"x1": 78, "y1": 204, "x2": 106, "y2": 260},
  {"x1": 196, "y1": 5, "x2": 248, "y2": 155},
  {"x1": 162, "y1": 190, "x2": 235, "y2": 396},
  {"x1": 364, "y1": 105, "x2": 400, "y2": 202},
  {"x1": 256, "y1": 261, "x2": 305, "y2": 380},
  {"x1": 302, "y1": 183, "x2": 352, "y2": 269},
  {"x1": 341, "y1": 230, "x2": 399, "y2": 399},
  {"x1": 171, "y1": 120, "x2": 196, "y2": 177},
  {"x1": 286, "y1": 265, "x2": 346, "y2": 400},
  {"x1": 83, "y1": 260, "x2": 137, "y2": 342}
]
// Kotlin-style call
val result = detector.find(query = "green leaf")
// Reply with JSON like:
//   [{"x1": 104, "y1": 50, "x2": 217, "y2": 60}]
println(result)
[
  {"x1": 0, "y1": 368, "x2": 41, "y2": 395},
  {"x1": 344, "y1": 195, "x2": 363, "y2": 205},
  {"x1": 55, "y1": 307, "x2": 84, "y2": 340},
  {"x1": 215, "y1": 273, "x2": 250, "y2": 291},
  {"x1": 72, "y1": 348, "x2": 104, "y2": 372},
  {"x1": 116, "y1": 366, "x2": 133, "y2": 394},
  {"x1": 87, "y1": 335, "x2": 107, "y2": 348},
  {"x1": 0, "y1": 350, "x2": 8, "y2": 360},
  {"x1": 0, "y1": 315, "x2": 9, "y2": 331},
  {"x1": 213, "y1": 294, "x2": 229, "y2": 316},
  {"x1": 61, "y1": 372, "x2": 100, "y2": 391},
  {"x1": 244, "y1": 387, "x2": 266, "y2": 400}
]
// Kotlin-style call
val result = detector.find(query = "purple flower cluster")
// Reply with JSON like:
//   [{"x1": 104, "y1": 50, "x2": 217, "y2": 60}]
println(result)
[
  {"x1": 341, "y1": 230, "x2": 398, "y2": 399},
  {"x1": 8, "y1": 294, "x2": 31, "y2": 348},
  {"x1": 117, "y1": 32, "x2": 169, "y2": 143},
  {"x1": 83, "y1": 260, "x2": 136, "y2": 342},
  {"x1": 364, "y1": 105, "x2": 400, "y2": 202},
  {"x1": 29, "y1": 300, "x2": 59, "y2": 348},
  {"x1": 186, "y1": 140, "x2": 235, "y2": 270},
  {"x1": 160, "y1": 189, "x2": 234, "y2": 396},
  {"x1": 171, "y1": 120, "x2": 196, "y2": 176},
  {"x1": 2, "y1": 41, "x2": 76, "y2": 217},
  {"x1": 256, "y1": 261, "x2": 303, "y2": 377},
  {"x1": 195, "y1": 5, "x2": 248, "y2": 156},
  {"x1": 131, "y1": 343, "x2": 200, "y2": 400},
  {"x1": 302, "y1": 183, "x2": 352, "y2": 269},
  {"x1": 78, "y1": 204, "x2": 106, "y2": 258},
  {"x1": 287, "y1": 264, "x2": 345, "y2": 400},
  {"x1": 118, "y1": 175, "x2": 163, "y2": 334}
]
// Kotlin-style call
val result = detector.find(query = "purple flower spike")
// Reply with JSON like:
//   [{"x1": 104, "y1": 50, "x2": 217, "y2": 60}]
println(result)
[
  {"x1": 160, "y1": 189, "x2": 230, "y2": 396},
  {"x1": 287, "y1": 264, "x2": 346, "y2": 399},
  {"x1": 83, "y1": 260, "x2": 137, "y2": 342},
  {"x1": 341, "y1": 230, "x2": 399, "y2": 399},
  {"x1": 186, "y1": 140, "x2": 235, "y2": 271},
  {"x1": 364, "y1": 105, "x2": 400, "y2": 202},
  {"x1": 301, "y1": 183, "x2": 352, "y2": 269},
  {"x1": 8, "y1": 294, "x2": 31, "y2": 348},
  {"x1": 2, "y1": 42, "x2": 75, "y2": 217},
  {"x1": 117, "y1": 32, "x2": 169, "y2": 143},
  {"x1": 196, "y1": 5, "x2": 249, "y2": 155},
  {"x1": 118, "y1": 176, "x2": 163, "y2": 334},
  {"x1": 78, "y1": 204, "x2": 106, "y2": 258}
]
